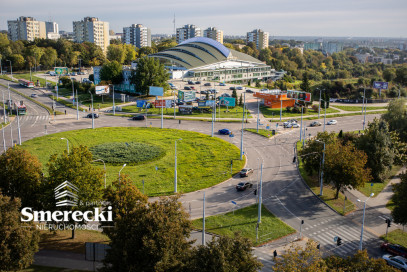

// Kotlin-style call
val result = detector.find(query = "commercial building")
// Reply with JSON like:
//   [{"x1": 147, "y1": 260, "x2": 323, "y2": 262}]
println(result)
[
  {"x1": 73, "y1": 17, "x2": 109, "y2": 52},
  {"x1": 176, "y1": 25, "x2": 201, "y2": 44},
  {"x1": 246, "y1": 29, "x2": 269, "y2": 50},
  {"x1": 7, "y1": 16, "x2": 46, "y2": 41},
  {"x1": 254, "y1": 89, "x2": 311, "y2": 109},
  {"x1": 203, "y1": 27, "x2": 223, "y2": 44},
  {"x1": 123, "y1": 24, "x2": 151, "y2": 48}
]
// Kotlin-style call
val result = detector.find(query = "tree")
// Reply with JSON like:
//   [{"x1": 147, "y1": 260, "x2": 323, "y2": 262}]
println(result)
[
  {"x1": 239, "y1": 94, "x2": 243, "y2": 106},
  {"x1": 232, "y1": 89, "x2": 237, "y2": 99},
  {"x1": 357, "y1": 119, "x2": 394, "y2": 183},
  {"x1": 187, "y1": 233, "x2": 263, "y2": 272},
  {"x1": 383, "y1": 68, "x2": 396, "y2": 82},
  {"x1": 324, "y1": 141, "x2": 372, "y2": 199},
  {"x1": 382, "y1": 98, "x2": 407, "y2": 142},
  {"x1": 391, "y1": 172, "x2": 407, "y2": 225},
  {"x1": 130, "y1": 56, "x2": 169, "y2": 95},
  {"x1": 300, "y1": 72, "x2": 311, "y2": 92},
  {"x1": 273, "y1": 240, "x2": 327, "y2": 272},
  {"x1": 10, "y1": 53, "x2": 25, "y2": 70},
  {"x1": 0, "y1": 147, "x2": 43, "y2": 209},
  {"x1": 325, "y1": 250, "x2": 396, "y2": 271},
  {"x1": 107, "y1": 44, "x2": 126, "y2": 64},
  {"x1": 395, "y1": 67, "x2": 407, "y2": 86},
  {"x1": 0, "y1": 193, "x2": 40, "y2": 271},
  {"x1": 100, "y1": 60, "x2": 124, "y2": 84},
  {"x1": 123, "y1": 44, "x2": 137, "y2": 64},
  {"x1": 40, "y1": 47, "x2": 58, "y2": 68}
]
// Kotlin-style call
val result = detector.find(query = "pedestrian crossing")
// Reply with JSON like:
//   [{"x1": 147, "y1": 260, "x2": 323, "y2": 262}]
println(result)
[{"x1": 19, "y1": 115, "x2": 49, "y2": 122}]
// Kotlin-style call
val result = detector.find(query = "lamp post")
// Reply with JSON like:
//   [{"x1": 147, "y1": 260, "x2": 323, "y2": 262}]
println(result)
[
  {"x1": 92, "y1": 159, "x2": 106, "y2": 188},
  {"x1": 60, "y1": 137, "x2": 69, "y2": 153},
  {"x1": 89, "y1": 91, "x2": 94, "y2": 129},
  {"x1": 112, "y1": 85, "x2": 115, "y2": 115},
  {"x1": 362, "y1": 88, "x2": 367, "y2": 131},
  {"x1": 315, "y1": 140, "x2": 325, "y2": 196},
  {"x1": 257, "y1": 162, "x2": 263, "y2": 224},
  {"x1": 16, "y1": 107, "x2": 21, "y2": 145},
  {"x1": 7, "y1": 60, "x2": 12, "y2": 78},
  {"x1": 76, "y1": 89, "x2": 79, "y2": 120},
  {"x1": 174, "y1": 138, "x2": 182, "y2": 193},
  {"x1": 0, "y1": 59, "x2": 2, "y2": 75},
  {"x1": 256, "y1": 98, "x2": 260, "y2": 133},
  {"x1": 358, "y1": 193, "x2": 374, "y2": 250},
  {"x1": 118, "y1": 163, "x2": 127, "y2": 179},
  {"x1": 172, "y1": 90, "x2": 176, "y2": 119},
  {"x1": 318, "y1": 88, "x2": 321, "y2": 119},
  {"x1": 240, "y1": 92, "x2": 245, "y2": 160},
  {"x1": 320, "y1": 99, "x2": 327, "y2": 132}
]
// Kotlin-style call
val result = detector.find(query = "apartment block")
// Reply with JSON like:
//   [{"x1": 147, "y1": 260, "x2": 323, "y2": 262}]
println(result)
[
  {"x1": 123, "y1": 24, "x2": 151, "y2": 48},
  {"x1": 73, "y1": 17, "x2": 109, "y2": 52},
  {"x1": 7, "y1": 16, "x2": 46, "y2": 41},
  {"x1": 176, "y1": 24, "x2": 201, "y2": 44},
  {"x1": 203, "y1": 27, "x2": 223, "y2": 44},
  {"x1": 246, "y1": 29, "x2": 269, "y2": 50}
]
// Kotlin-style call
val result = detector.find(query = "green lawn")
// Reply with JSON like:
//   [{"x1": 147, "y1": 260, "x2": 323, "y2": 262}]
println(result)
[
  {"x1": 332, "y1": 105, "x2": 388, "y2": 111},
  {"x1": 121, "y1": 105, "x2": 251, "y2": 118},
  {"x1": 12, "y1": 72, "x2": 56, "y2": 88},
  {"x1": 21, "y1": 127, "x2": 245, "y2": 196},
  {"x1": 296, "y1": 142, "x2": 355, "y2": 215},
  {"x1": 381, "y1": 229, "x2": 407, "y2": 248},
  {"x1": 301, "y1": 110, "x2": 387, "y2": 121},
  {"x1": 244, "y1": 128, "x2": 275, "y2": 138},
  {"x1": 192, "y1": 204, "x2": 296, "y2": 246},
  {"x1": 51, "y1": 93, "x2": 123, "y2": 109},
  {"x1": 358, "y1": 165, "x2": 404, "y2": 197},
  {"x1": 260, "y1": 106, "x2": 339, "y2": 119}
]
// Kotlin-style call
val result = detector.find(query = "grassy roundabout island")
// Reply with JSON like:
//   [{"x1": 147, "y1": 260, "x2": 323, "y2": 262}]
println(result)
[{"x1": 22, "y1": 127, "x2": 245, "y2": 196}]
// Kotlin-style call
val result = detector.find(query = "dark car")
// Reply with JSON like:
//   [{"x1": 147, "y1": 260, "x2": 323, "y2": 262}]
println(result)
[
  {"x1": 87, "y1": 113, "x2": 99, "y2": 118},
  {"x1": 188, "y1": 81, "x2": 194, "y2": 85},
  {"x1": 310, "y1": 121, "x2": 322, "y2": 127},
  {"x1": 239, "y1": 168, "x2": 254, "y2": 177},
  {"x1": 184, "y1": 86, "x2": 192, "y2": 90},
  {"x1": 218, "y1": 129, "x2": 231, "y2": 135},
  {"x1": 219, "y1": 83, "x2": 226, "y2": 86},
  {"x1": 132, "y1": 115, "x2": 145, "y2": 120},
  {"x1": 200, "y1": 90, "x2": 208, "y2": 94},
  {"x1": 229, "y1": 86, "x2": 236, "y2": 90},
  {"x1": 176, "y1": 101, "x2": 185, "y2": 106},
  {"x1": 195, "y1": 81, "x2": 201, "y2": 84},
  {"x1": 190, "y1": 86, "x2": 195, "y2": 90},
  {"x1": 204, "y1": 83, "x2": 211, "y2": 86},
  {"x1": 236, "y1": 182, "x2": 253, "y2": 191},
  {"x1": 246, "y1": 89, "x2": 254, "y2": 93},
  {"x1": 381, "y1": 243, "x2": 407, "y2": 258}
]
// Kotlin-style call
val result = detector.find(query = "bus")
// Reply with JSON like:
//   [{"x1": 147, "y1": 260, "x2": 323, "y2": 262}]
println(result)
[
  {"x1": 13, "y1": 101, "x2": 27, "y2": 115},
  {"x1": 19, "y1": 79, "x2": 35, "y2": 88}
]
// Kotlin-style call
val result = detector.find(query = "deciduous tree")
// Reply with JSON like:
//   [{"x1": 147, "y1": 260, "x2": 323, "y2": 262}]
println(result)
[
  {"x1": 325, "y1": 250, "x2": 396, "y2": 271},
  {"x1": 391, "y1": 172, "x2": 407, "y2": 225},
  {"x1": 100, "y1": 60, "x2": 124, "y2": 84},
  {"x1": 130, "y1": 56, "x2": 169, "y2": 95}
]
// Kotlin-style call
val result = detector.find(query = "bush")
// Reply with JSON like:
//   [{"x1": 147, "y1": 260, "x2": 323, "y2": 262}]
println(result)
[{"x1": 286, "y1": 106, "x2": 292, "y2": 112}]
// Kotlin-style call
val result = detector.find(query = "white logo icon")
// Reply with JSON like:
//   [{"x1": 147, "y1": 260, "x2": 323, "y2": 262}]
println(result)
[{"x1": 54, "y1": 181, "x2": 79, "y2": 207}]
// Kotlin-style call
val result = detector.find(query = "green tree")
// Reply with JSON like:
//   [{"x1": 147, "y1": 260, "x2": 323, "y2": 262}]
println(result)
[
  {"x1": 40, "y1": 47, "x2": 58, "y2": 68},
  {"x1": 107, "y1": 44, "x2": 126, "y2": 64},
  {"x1": 273, "y1": 240, "x2": 327, "y2": 272},
  {"x1": 383, "y1": 68, "x2": 396, "y2": 82},
  {"x1": 357, "y1": 119, "x2": 394, "y2": 183},
  {"x1": 232, "y1": 89, "x2": 237, "y2": 99},
  {"x1": 239, "y1": 93, "x2": 243, "y2": 106},
  {"x1": 0, "y1": 193, "x2": 40, "y2": 271},
  {"x1": 187, "y1": 233, "x2": 263, "y2": 272},
  {"x1": 382, "y1": 98, "x2": 407, "y2": 142},
  {"x1": 130, "y1": 56, "x2": 169, "y2": 95},
  {"x1": 123, "y1": 44, "x2": 137, "y2": 64},
  {"x1": 0, "y1": 147, "x2": 43, "y2": 209},
  {"x1": 100, "y1": 60, "x2": 124, "y2": 84},
  {"x1": 391, "y1": 172, "x2": 407, "y2": 225},
  {"x1": 300, "y1": 72, "x2": 311, "y2": 92},
  {"x1": 10, "y1": 53, "x2": 25, "y2": 70},
  {"x1": 395, "y1": 67, "x2": 407, "y2": 86},
  {"x1": 324, "y1": 141, "x2": 372, "y2": 199}
]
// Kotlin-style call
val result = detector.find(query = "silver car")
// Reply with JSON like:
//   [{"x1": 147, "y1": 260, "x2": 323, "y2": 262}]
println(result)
[{"x1": 382, "y1": 254, "x2": 407, "y2": 271}]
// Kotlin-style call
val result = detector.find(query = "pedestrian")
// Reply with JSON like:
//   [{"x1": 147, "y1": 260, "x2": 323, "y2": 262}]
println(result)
[
  {"x1": 89, "y1": 106, "x2": 91, "y2": 111},
  {"x1": 64, "y1": 110, "x2": 66, "y2": 115},
  {"x1": 273, "y1": 250, "x2": 277, "y2": 259}
]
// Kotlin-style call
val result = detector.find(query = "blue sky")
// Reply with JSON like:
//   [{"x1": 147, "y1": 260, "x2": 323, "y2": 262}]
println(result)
[{"x1": 1, "y1": 0, "x2": 406, "y2": 37}]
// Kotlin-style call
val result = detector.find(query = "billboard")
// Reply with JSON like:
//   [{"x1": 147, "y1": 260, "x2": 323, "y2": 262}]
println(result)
[
  {"x1": 154, "y1": 100, "x2": 172, "y2": 108},
  {"x1": 95, "y1": 86, "x2": 110, "y2": 95},
  {"x1": 198, "y1": 100, "x2": 216, "y2": 107},
  {"x1": 178, "y1": 90, "x2": 196, "y2": 102},
  {"x1": 149, "y1": 86, "x2": 164, "y2": 96},
  {"x1": 287, "y1": 90, "x2": 311, "y2": 102},
  {"x1": 54, "y1": 67, "x2": 68, "y2": 75},
  {"x1": 373, "y1": 81, "x2": 389, "y2": 90},
  {"x1": 136, "y1": 100, "x2": 147, "y2": 108},
  {"x1": 219, "y1": 97, "x2": 236, "y2": 107}
]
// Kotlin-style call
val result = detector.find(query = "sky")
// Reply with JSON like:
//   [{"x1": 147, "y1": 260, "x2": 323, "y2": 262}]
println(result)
[{"x1": 1, "y1": 0, "x2": 407, "y2": 38}]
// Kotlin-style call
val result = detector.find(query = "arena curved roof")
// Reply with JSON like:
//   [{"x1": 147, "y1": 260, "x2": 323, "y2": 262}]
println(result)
[{"x1": 150, "y1": 37, "x2": 263, "y2": 70}]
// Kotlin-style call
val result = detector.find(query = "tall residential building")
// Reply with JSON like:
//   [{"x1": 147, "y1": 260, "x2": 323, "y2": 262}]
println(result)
[
  {"x1": 45, "y1": 21, "x2": 60, "y2": 40},
  {"x1": 123, "y1": 24, "x2": 151, "y2": 48},
  {"x1": 246, "y1": 29, "x2": 269, "y2": 50},
  {"x1": 7, "y1": 16, "x2": 46, "y2": 41},
  {"x1": 176, "y1": 24, "x2": 201, "y2": 44},
  {"x1": 73, "y1": 17, "x2": 109, "y2": 52},
  {"x1": 203, "y1": 27, "x2": 223, "y2": 44}
]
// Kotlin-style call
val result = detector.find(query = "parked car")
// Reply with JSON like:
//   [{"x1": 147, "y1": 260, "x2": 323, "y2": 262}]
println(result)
[
  {"x1": 71, "y1": 72, "x2": 77, "y2": 76},
  {"x1": 30, "y1": 93, "x2": 38, "y2": 98},
  {"x1": 310, "y1": 121, "x2": 322, "y2": 127},
  {"x1": 208, "y1": 89, "x2": 218, "y2": 93},
  {"x1": 239, "y1": 168, "x2": 254, "y2": 177},
  {"x1": 188, "y1": 81, "x2": 194, "y2": 85},
  {"x1": 236, "y1": 86, "x2": 243, "y2": 90},
  {"x1": 246, "y1": 89, "x2": 254, "y2": 93},
  {"x1": 220, "y1": 93, "x2": 231, "y2": 97},
  {"x1": 132, "y1": 115, "x2": 145, "y2": 120},
  {"x1": 218, "y1": 129, "x2": 231, "y2": 135},
  {"x1": 195, "y1": 81, "x2": 201, "y2": 84},
  {"x1": 382, "y1": 254, "x2": 407, "y2": 271},
  {"x1": 200, "y1": 90, "x2": 208, "y2": 94},
  {"x1": 219, "y1": 82, "x2": 226, "y2": 86},
  {"x1": 176, "y1": 102, "x2": 185, "y2": 106},
  {"x1": 204, "y1": 83, "x2": 211, "y2": 86},
  {"x1": 171, "y1": 86, "x2": 177, "y2": 90},
  {"x1": 190, "y1": 86, "x2": 195, "y2": 90},
  {"x1": 236, "y1": 182, "x2": 253, "y2": 191},
  {"x1": 260, "y1": 88, "x2": 269, "y2": 91},
  {"x1": 229, "y1": 86, "x2": 236, "y2": 90},
  {"x1": 184, "y1": 86, "x2": 191, "y2": 90},
  {"x1": 327, "y1": 120, "x2": 338, "y2": 125},
  {"x1": 87, "y1": 113, "x2": 99, "y2": 118},
  {"x1": 381, "y1": 243, "x2": 407, "y2": 258}
]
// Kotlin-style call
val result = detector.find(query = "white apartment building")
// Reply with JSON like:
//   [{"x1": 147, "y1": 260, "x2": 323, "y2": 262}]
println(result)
[
  {"x1": 123, "y1": 24, "x2": 151, "y2": 48},
  {"x1": 45, "y1": 21, "x2": 60, "y2": 40},
  {"x1": 73, "y1": 17, "x2": 109, "y2": 52},
  {"x1": 7, "y1": 16, "x2": 46, "y2": 41},
  {"x1": 203, "y1": 27, "x2": 223, "y2": 44},
  {"x1": 176, "y1": 24, "x2": 201, "y2": 44},
  {"x1": 246, "y1": 29, "x2": 269, "y2": 50}
]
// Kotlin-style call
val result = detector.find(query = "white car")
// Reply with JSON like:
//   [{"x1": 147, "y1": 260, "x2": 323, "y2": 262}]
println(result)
[
  {"x1": 283, "y1": 122, "x2": 299, "y2": 128},
  {"x1": 327, "y1": 120, "x2": 337, "y2": 125},
  {"x1": 382, "y1": 254, "x2": 407, "y2": 271}
]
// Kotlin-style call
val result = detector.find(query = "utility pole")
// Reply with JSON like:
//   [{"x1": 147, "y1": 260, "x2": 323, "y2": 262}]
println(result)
[
  {"x1": 112, "y1": 86, "x2": 116, "y2": 115},
  {"x1": 16, "y1": 107, "x2": 21, "y2": 145},
  {"x1": 257, "y1": 162, "x2": 263, "y2": 224},
  {"x1": 76, "y1": 89, "x2": 79, "y2": 120},
  {"x1": 2, "y1": 125, "x2": 5, "y2": 152},
  {"x1": 300, "y1": 106, "x2": 303, "y2": 141},
  {"x1": 240, "y1": 93, "x2": 245, "y2": 160},
  {"x1": 280, "y1": 98, "x2": 282, "y2": 121},
  {"x1": 202, "y1": 192, "x2": 205, "y2": 245},
  {"x1": 318, "y1": 89, "x2": 321, "y2": 118},
  {"x1": 257, "y1": 98, "x2": 260, "y2": 133}
]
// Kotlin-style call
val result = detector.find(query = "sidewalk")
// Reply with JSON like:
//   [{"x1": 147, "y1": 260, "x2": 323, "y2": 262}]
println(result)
[{"x1": 34, "y1": 249, "x2": 102, "y2": 271}]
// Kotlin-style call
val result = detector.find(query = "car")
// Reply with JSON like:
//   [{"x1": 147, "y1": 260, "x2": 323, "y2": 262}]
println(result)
[
  {"x1": 327, "y1": 120, "x2": 338, "y2": 125},
  {"x1": 246, "y1": 89, "x2": 254, "y2": 93},
  {"x1": 71, "y1": 72, "x2": 77, "y2": 76},
  {"x1": 200, "y1": 90, "x2": 208, "y2": 94},
  {"x1": 168, "y1": 82, "x2": 174, "y2": 86},
  {"x1": 132, "y1": 115, "x2": 145, "y2": 120},
  {"x1": 220, "y1": 93, "x2": 231, "y2": 97},
  {"x1": 310, "y1": 121, "x2": 322, "y2": 127},
  {"x1": 239, "y1": 168, "x2": 254, "y2": 177},
  {"x1": 236, "y1": 182, "x2": 253, "y2": 191},
  {"x1": 176, "y1": 102, "x2": 185, "y2": 106},
  {"x1": 382, "y1": 254, "x2": 407, "y2": 271},
  {"x1": 30, "y1": 93, "x2": 38, "y2": 98},
  {"x1": 195, "y1": 81, "x2": 201, "y2": 84},
  {"x1": 236, "y1": 86, "x2": 243, "y2": 90},
  {"x1": 291, "y1": 123, "x2": 300, "y2": 128},
  {"x1": 204, "y1": 83, "x2": 211, "y2": 86},
  {"x1": 260, "y1": 88, "x2": 269, "y2": 92},
  {"x1": 171, "y1": 86, "x2": 177, "y2": 90},
  {"x1": 218, "y1": 129, "x2": 231, "y2": 135},
  {"x1": 381, "y1": 243, "x2": 407, "y2": 258},
  {"x1": 86, "y1": 113, "x2": 99, "y2": 118},
  {"x1": 184, "y1": 86, "x2": 192, "y2": 90},
  {"x1": 284, "y1": 122, "x2": 300, "y2": 128},
  {"x1": 188, "y1": 81, "x2": 194, "y2": 85},
  {"x1": 71, "y1": 77, "x2": 77, "y2": 81},
  {"x1": 190, "y1": 86, "x2": 195, "y2": 90},
  {"x1": 229, "y1": 86, "x2": 236, "y2": 90},
  {"x1": 219, "y1": 83, "x2": 226, "y2": 86},
  {"x1": 49, "y1": 72, "x2": 57, "y2": 76},
  {"x1": 208, "y1": 89, "x2": 218, "y2": 93},
  {"x1": 78, "y1": 71, "x2": 85, "y2": 75},
  {"x1": 82, "y1": 78, "x2": 90, "y2": 83}
]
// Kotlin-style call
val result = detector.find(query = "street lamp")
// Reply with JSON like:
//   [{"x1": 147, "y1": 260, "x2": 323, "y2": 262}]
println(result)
[
  {"x1": 60, "y1": 137, "x2": 69, "y2": 153},
  {"x1": 118, "y1": 163, "x2": 127, "y2": 180},
  {"x1": 357, "y1": 193, "x2": 374, "y2": 250},
  {"x1": 240, "y1": 92, "x2": 246, "y2": 160},
  {"x1": 174, "y1": 138, "x2": 182, "y2": 193},
  {"x1": 317, "y1": 88, "x2": 322, "y2": 119},
  {"x1": 320, "y1": 99, "x2": 327, "y2": 132},
  {"x1": 315, "y1": 139, "x2": 325, "y2": 196},
  {"x1": 89, "y1": 91, "x2": 94, "y2": 129},
  {"x1": 6, "y1": 60, "x2": 12, "y2": 78},
  {"x1": 92, "y1": 159, "x2": 106, "y2": 188}
]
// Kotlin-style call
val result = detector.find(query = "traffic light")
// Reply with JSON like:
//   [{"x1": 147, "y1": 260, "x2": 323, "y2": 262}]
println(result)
[
  {"x1": 386, "y1": 219, "x2": 391, "y2": 228},
  {"x1": 337, "y1": 237, "x2": 342, "y2": 246}
]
